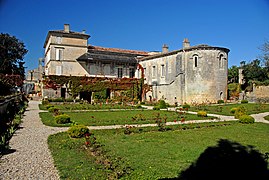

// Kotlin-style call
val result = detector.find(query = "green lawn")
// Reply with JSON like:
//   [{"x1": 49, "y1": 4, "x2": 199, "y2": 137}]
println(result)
[
  {"x1": 40, "y1": 110, "x2": 216, "y2": 127},
  {"x1": 48, "y1": 122, "x2": 269, "y2": 179},
  {"x1": 189, "y1": 103, "x2": 269, "y2": 115}
]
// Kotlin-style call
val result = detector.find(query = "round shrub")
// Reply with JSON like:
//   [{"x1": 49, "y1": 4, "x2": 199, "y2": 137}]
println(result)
[
  {"x1": 234, "y1": 106, "x2": 247, "y2": 119},
  {"x1": 239, "y1": 115, "x2": 255, "y2": 124},
  {"x1": 159, "y1": 100, "x2": 167, "y2": 109},
  {"x1": 68, "y1": 125, "x2": 90, "y2": 138},
  {"x1": 217, "y1": 100, "x2": 224, "y2": 104},
  {"x1": 55, "y1": 114, "x2": 71, "y2": 124},
  {"x1": 230, "y1": 107, "x2": 237, "y2": 114},
  {"x1": 197, "y1": 111, "x2": 207, "y2": 117},
  {"x1": 241, "y1": 99, "x2": 248, "y2": 104}
]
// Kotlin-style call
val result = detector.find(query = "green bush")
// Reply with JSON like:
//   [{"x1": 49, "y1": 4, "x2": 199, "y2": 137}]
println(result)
[
  {"x1": 153, "y1": 106, "x2": 160, "y2": 110},
  {"x1": 230, "y1": 108, "x2": 238, "y2": 114},
  {"x1": 182, "y1": 104, "x2": 190, "y2": 109},
  {"x1": 68, "y1": 125, "x2": 90, "y2": 138},
  {"x1": 239, "y1": 115, "x2": 255, "y2": 124},
  {"x1": 55, "y1": 114, "x2": 71, "y2": 124},
  {"x1": 234, "y1": 106, "x2": 247, "y2": 119},
  {"x1": 140, "y1": 101, "x2": 145, "y2": 105},
  {"x1": 159, "y1": 100, "x2": 167, "y2": 109},
  {"x1": 197, "y1": 111, "x2": 207, "y2": 117},
  {"x1": 217, "y1": 100, "x2": 224, "y2": 104},
  {"x1": 48, "y1": 107, "x2": 59, "y2": 113},
  {"x1": 241, "y1": 99, "x2": 248, "y2": 104},
  {"x1": 42, "y1": 100, "x2": 49, "y2": 105}
]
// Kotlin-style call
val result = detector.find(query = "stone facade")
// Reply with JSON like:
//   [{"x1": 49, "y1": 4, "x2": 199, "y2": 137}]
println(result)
[
  {"x1": 139, "y1": 39, "x2": 229, "y2": 105},
  {"x1": 42, "y1": 25, "x2": 230, "y2": 104}
]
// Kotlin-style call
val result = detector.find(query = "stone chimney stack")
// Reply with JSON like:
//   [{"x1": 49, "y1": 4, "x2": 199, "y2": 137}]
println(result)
[
  {"x1": 64, "y1": 24, "x2": 70, "y2": 33},
  {"x1": 183, "y1": 38, "x2": 190, "y2": 48},
  {"x1": 162, "y1": 44, "x2": 169, "y2": 53}
]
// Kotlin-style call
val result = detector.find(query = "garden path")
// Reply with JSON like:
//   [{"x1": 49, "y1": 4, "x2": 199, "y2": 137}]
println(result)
[
  {"x1": 0, "y1": 101, "x2": 268, "y2": 180},
  {"x1": 0, "y1": 101, "x2": 67, "y2": 180}
]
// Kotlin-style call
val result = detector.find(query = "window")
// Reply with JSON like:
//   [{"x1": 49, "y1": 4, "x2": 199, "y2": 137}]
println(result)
[
  {"x1": 56, "y1": 66, "x2": 62, "y2": 75},
  {"x1": 56, "y1": 37, "x2": 62, "y2": 44},
  {"x1": 194, "y1": 55, "x2": 198, "y2": 68},
  {"x1": 129, "y1": 68, "x2": 135, "y2": 78},
  {"x1": 152, "y1": 65, "x2": 156, "y2": 78},
  {"x1": 143, "y1": 68, "x2": 146, "y2": 76},
  {"x1": 219, "y1": 54, "x2": 224, "y2": 69},
  {"x1": 161, "y1": 64, "x2": 165, "y2": 77},
  {"x1": 117, "y1": 68, "x2": 123, "y2": 78},
  {"x1": 56, "y1": 48, "x2": 63, "y2": 60}
]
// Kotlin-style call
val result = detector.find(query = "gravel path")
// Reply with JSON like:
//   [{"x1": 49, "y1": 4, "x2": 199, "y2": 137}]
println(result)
[
  {"x1": 0, "y1": 101, "x2": 68, "y2": 180},
  {"x1": 0, "y1": 102, "x2": 268, "y2": 180}
]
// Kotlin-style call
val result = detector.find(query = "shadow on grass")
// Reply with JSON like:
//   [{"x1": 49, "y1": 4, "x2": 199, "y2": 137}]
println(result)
[{"x1": 161, "y1": 139, "x2": 269, "y2": 180}]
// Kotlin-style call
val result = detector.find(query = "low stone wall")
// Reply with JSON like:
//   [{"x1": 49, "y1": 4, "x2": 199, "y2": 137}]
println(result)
[{"x1": 245, "y1": 85, "x2": 269, "y2": 103}]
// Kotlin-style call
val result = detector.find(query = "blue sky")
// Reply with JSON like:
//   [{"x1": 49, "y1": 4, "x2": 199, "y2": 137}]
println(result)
[{"x1": 1, "y1": 0, "x2": 269, "y2": 72}]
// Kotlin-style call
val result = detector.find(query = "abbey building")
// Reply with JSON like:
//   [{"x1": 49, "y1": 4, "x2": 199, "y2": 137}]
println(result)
[{"x1": 42, "y1": 24, "x2": 229, "y2": 104}]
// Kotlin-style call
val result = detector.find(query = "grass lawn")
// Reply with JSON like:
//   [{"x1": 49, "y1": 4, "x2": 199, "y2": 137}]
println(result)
[
  {"x1": 40, "y1": 110, "x2": 216, "y2": 127},
  {"x1": 189, "y1": 103, "x2": 269, "y2": 115},
  {"x1": 39, "y1": 103, "x2": 140, "y2": 111},
  {"x1": 265, "y1": 115, "x2": 269, "y2": 121},
  {"x1": 48, "y1": 122, "x2": 269, "y2": 179}
]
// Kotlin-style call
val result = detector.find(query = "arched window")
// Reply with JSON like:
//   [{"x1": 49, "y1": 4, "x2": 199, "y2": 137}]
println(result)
[
  {"x1": 193, "y1": 55, "x2": 198, "y2": 68},
  {"x1": 219, "y1": 54, "x2": 224, "y2": 69}
]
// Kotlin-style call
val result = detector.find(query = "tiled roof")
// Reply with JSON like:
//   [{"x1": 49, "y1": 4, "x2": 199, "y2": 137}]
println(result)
[{"x1": 88, "y1": 45, "x2": 149, "y2": 56}]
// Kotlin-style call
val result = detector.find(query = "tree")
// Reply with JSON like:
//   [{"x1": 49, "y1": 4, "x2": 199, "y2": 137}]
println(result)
[
  {"x1": 0, "y1": 33, "x2": 28, "y2": 95},
  {"x1": 0, "y1": 33, "x2": 28, "y2": 77},
  {"x1": 228, "y1": 65, "x2": 239, "y2": 83}
]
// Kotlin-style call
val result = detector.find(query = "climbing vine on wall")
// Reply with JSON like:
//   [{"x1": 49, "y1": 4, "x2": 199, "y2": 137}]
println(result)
[{"x1": 42, "y1": 75, "x2": 152, "y2": 101}]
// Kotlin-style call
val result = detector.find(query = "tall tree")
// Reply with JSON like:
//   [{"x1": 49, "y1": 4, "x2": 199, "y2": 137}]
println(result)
[
  {"x1": 0, "y1": 33, "x2": 28, "y2": 77},
  {"x1": 228, "y1": 65, "x2": 239, "y2": 83}
]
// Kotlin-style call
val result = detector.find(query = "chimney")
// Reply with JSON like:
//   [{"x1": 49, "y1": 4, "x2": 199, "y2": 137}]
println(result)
[
  {"x1": 162, "y1": 44, "x2": 169, "y2": 53},
  {"x1": 183, "y1": 38, "x2": 190, "y2": 48},
  {"x1": 64, "y1": 24, "x2": 70, "y2": 33},
  {"x1": 82, "y1": 30, "x2": 86, "y2": 34}
]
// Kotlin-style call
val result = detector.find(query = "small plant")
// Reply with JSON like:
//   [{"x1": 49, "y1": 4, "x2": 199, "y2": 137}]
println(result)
[
  {"x1": 154, "y1": 113, "x2": 166, "y2": 131},
  {"x1": 68, "y1": 125, "x2": 90, "y2": 138},
  {"x1": 124, "y1": 125, "x2": 133, "y2": 135},
  {"x1": 234, "y1": 106, "x2": 247, "y2": 119},
  {"x1": 241, "y1": 99, "x2": 248, "y2": 104},
  {"x1": 239, "y1": 115, "x2": 255, "y2": 124},
  {"x1": 84, "y1": 132, "x2": 96, "y2": 146},
  {"x1": 153, "y1": 106, "x2": 160, "y2": 110},
  {"x1": 159, "y1": 100, "x2": 167, "y2": 109},
  {"x1": 230, "y1": 107, "x2": 238, "y2": 114},
  {"x1": 42, "y1": 100, "x2": 50, "y2": 105},
  {"x1": 55, "y1": 114, "x2": 71, "y2": 124},
  {"x1": 197, "y1": 111, "x2": 207, "y2": 117},
  {"x1": 217, "y1": 100, "x2": 224, "y2": 104},
  {"x1": 48, "y1": 107, "x2": 59, "y2": 113}
]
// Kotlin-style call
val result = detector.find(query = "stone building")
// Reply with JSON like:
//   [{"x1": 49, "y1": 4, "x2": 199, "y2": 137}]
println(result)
[
  {"x1": 139, "y1": 39, "x2": 230, "y2": 105},
  {"x1": 42, "y1": 24, "x2": 230, "y2": 104}
]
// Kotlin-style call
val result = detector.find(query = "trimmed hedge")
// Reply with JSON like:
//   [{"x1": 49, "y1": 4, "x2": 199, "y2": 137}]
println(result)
[
  {"x1": 234, "y1": 106, "x2": 247, "y2": 119},
  {"x1": 239, "y1": 115, "x2": 255, "y2": 124},
  {"x1": 55, "y1": 114, "x2": 71, "y2": 124},
  {"x1": 68, "y1": 125, "x2": 90, "y2": 138},
  {"x1": 197, "y1": 111, "x2": 207, "y2": 117},
  {"x1": 241, "y1": 99, "x2": 248, "y2": 104}
]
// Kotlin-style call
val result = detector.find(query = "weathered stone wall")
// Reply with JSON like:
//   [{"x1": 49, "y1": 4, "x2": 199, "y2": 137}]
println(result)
[{"x1": 140, "y1": 47, "x2": 228, "y2": 105}]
